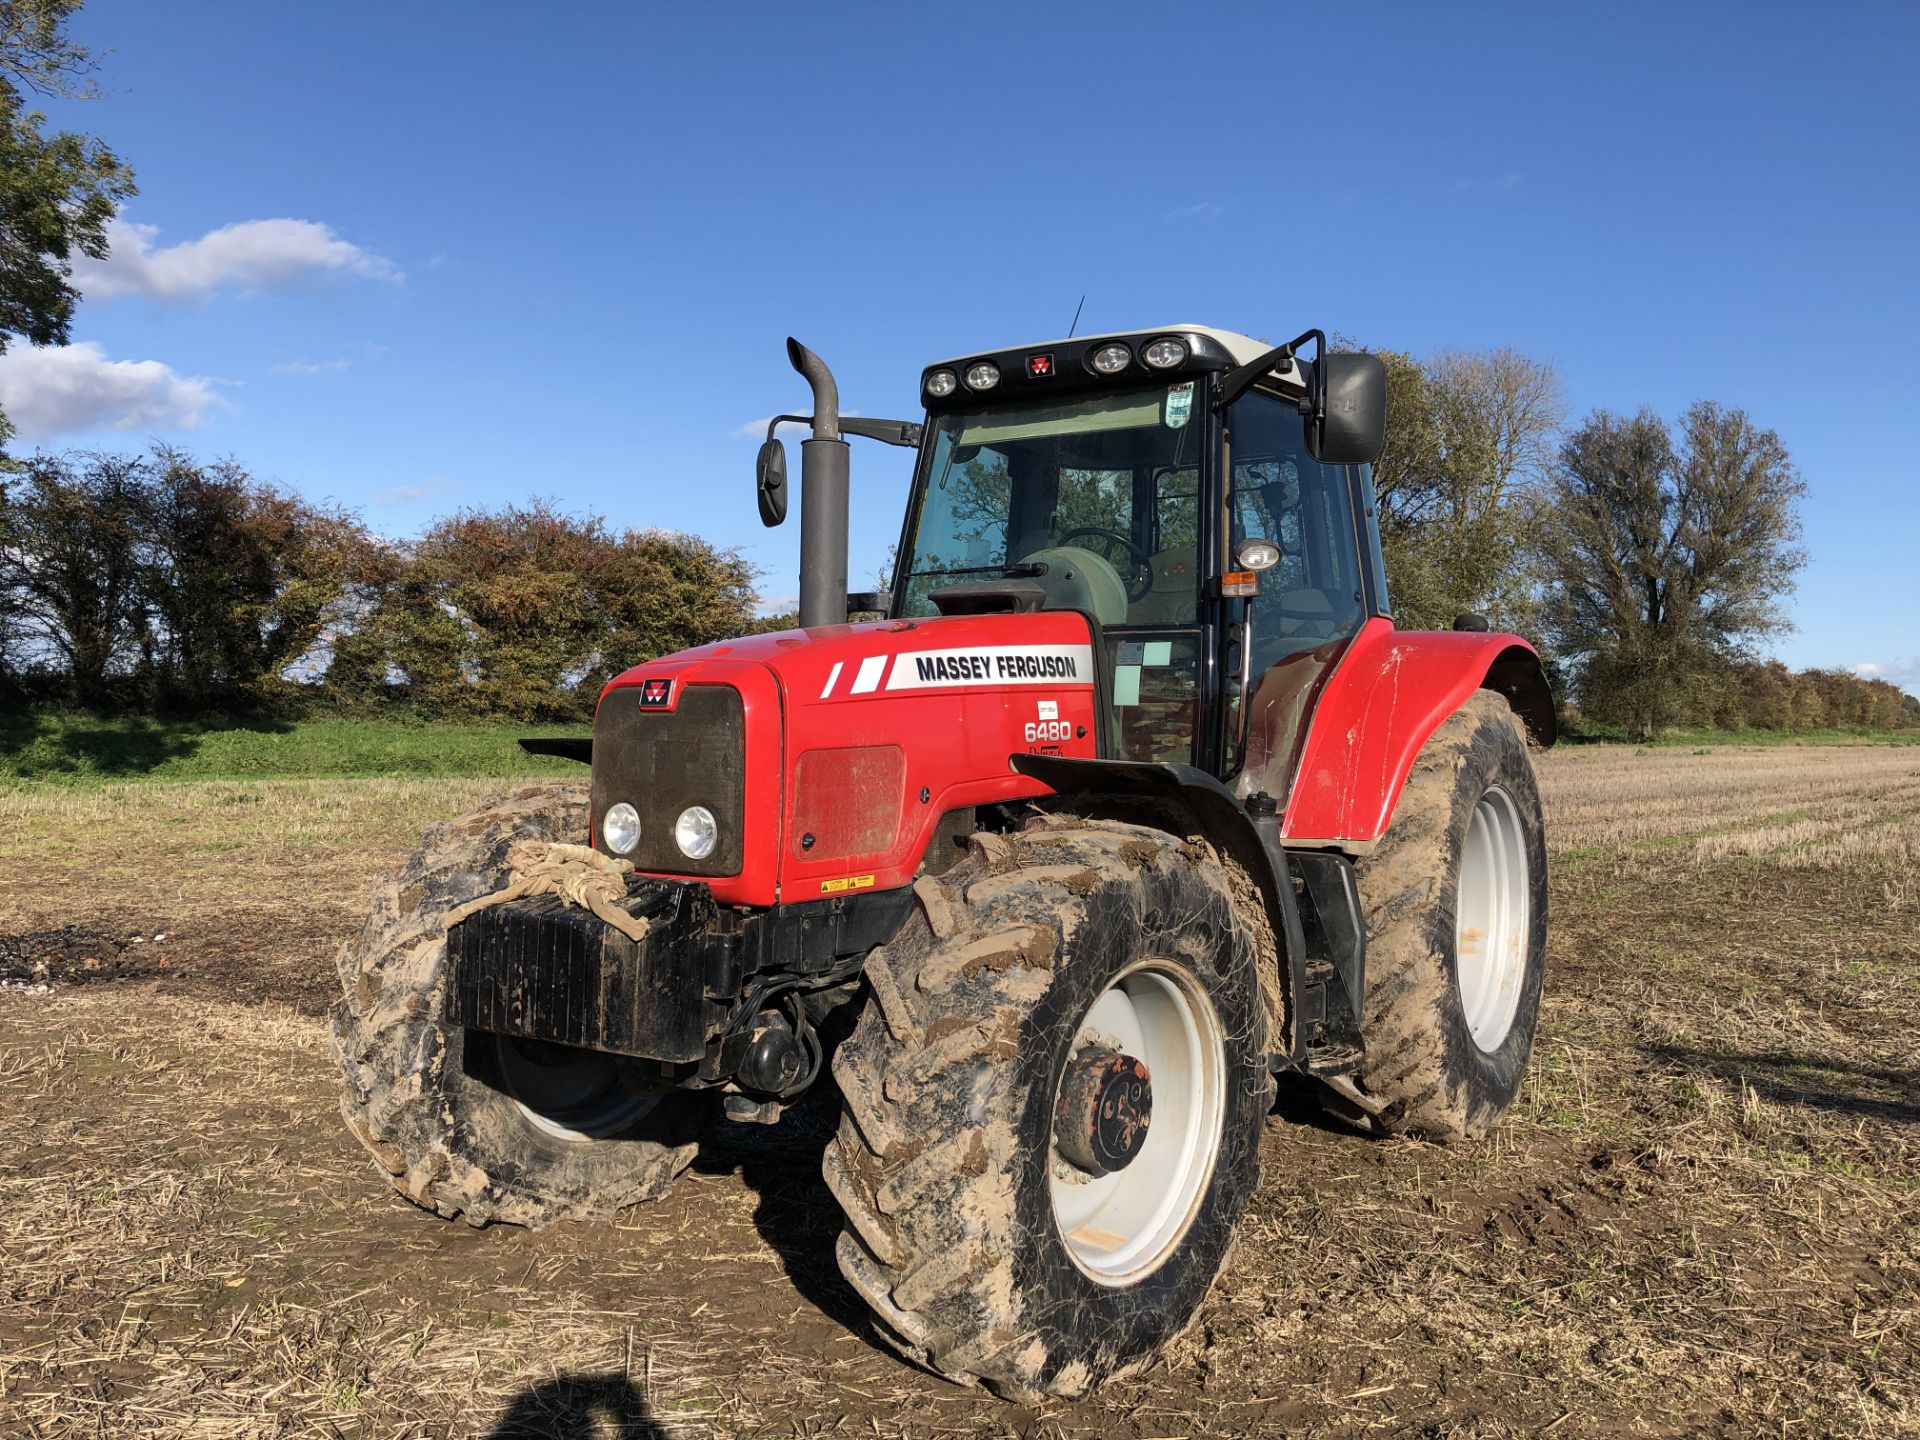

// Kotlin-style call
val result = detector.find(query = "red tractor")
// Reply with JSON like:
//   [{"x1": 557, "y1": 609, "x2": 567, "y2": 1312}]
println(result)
[{"x1": 335, "y1": 325, "x2": 1554, "y2": 1400}]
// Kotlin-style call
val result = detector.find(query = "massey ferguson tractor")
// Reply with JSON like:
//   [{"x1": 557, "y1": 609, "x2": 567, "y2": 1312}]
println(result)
[{"x1": 333, "y1": 325, "x2": 1555, "y2": 1401}]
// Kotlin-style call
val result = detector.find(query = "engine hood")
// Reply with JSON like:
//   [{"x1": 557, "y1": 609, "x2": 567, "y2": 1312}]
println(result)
[
  {"x1": 597, "y1": 611, "x2": 1104, "y2": 906},
  {"x1": 602, "y1": 612, "x2": 1099, "y2": 704}
]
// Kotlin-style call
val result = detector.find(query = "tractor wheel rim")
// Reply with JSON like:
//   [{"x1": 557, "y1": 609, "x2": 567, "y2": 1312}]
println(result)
[
  {"x1": 1048, "y1": 961, "x2": 1227, "y2": 1286},
  {"x1": 493, "y1": 1034, "x2": 658, "y2": 1143},
  {"x1": 1455, "y1": 785, "x2": 1531, "y2": 1053}
]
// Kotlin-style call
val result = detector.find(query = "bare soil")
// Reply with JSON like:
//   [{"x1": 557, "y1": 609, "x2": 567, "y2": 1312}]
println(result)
[{"x1": 1, "y1": 751, "x2": 1915, "y2": 1437}]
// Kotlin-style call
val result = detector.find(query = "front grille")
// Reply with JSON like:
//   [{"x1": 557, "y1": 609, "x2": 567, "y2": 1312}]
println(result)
[{"x1": 591, "y1": 683, "x2": 746, "y2": 876}]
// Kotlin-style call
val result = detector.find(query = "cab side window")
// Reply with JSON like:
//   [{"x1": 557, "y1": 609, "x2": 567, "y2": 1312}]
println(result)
[{"x1": 1226, "y1": 391, "x2": 1366, "y2": 667}]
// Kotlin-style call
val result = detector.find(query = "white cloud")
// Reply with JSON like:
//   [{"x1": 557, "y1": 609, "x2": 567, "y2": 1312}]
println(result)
[
  {"x1": 74, "y1": 217, "x2": 402, "y2": 300},
  {"x1": 0, "y1": 342, "x2": 216, "y2": 437},
  {"x1": 1853, "y1": 659, "x2": 1920, "y2": 690},
  {"x1": 756, "y1": 593, "x2": 798, "y2": 615},
  {"x1": 372, "y1": 476, "x2": 454, "y2": 507},
  {"x1": 1166, "y1": 202, "x2": 1223, "y2": 220},
  {"x1": 270, "y1": 357, "x2": 352, "y2": 376}
]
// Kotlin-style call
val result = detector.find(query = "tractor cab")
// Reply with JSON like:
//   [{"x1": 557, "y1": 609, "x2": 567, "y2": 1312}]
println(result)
[{"x1": 892, "y1": 325, "x2": 1387, "y2": 792}]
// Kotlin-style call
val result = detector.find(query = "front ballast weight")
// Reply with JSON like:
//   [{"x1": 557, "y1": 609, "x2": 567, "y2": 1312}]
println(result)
[{"x1": 443, "y1": 859, "x2": 912, "y2": 1101}]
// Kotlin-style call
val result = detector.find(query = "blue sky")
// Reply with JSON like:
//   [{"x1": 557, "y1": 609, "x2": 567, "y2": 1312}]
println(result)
[{"x1": 8, "y1": 2, "x2": 1916, "y2": 693}]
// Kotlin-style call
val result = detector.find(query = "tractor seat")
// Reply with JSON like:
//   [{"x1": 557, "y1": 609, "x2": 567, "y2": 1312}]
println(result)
[{"x1": 1127, "y1": 547, "x2": 1200, "y2": 625}]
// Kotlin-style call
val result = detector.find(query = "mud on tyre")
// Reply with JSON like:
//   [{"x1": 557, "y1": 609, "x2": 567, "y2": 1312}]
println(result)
[
  {"x1": 332, "y1": 785, "x2": 713, "y2": 1228},
  {"x1": 826, "y1": 817, "x2": 1274, "y2": 1402},
  {"x1": 1345, "y1": 691, "x2": 1548, "y2": 1140}
]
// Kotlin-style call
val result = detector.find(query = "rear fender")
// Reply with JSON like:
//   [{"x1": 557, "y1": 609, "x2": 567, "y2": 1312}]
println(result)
[
  {"x1": 1280, "y1": 617, "x2": 1555, "y2": 848},
  {"x1": 1010, "y1": 753, "x2": 1309, "y2": 1059}
]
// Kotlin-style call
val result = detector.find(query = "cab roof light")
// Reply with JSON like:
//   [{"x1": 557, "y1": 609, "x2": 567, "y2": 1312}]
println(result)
[{"x1": 1142, "y1": 336, "x2": 1189, "y2": 370}]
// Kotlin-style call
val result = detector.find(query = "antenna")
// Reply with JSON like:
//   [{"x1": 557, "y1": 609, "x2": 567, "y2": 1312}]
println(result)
[{"x1": 1066, "y1": 294, "x2": 1086, "y2": 339}]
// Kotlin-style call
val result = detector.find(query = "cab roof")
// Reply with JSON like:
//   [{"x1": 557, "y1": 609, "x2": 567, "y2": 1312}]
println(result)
[{"x1": 925, "y1": 323, "x2": 1273, "y2": 370}]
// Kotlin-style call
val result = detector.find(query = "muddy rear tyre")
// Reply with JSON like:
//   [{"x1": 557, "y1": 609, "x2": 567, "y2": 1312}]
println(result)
[
  {"x1": 1345, "y1": 692, "x2": 1548, "y2": 1140},
  {"x1": 826, "y1": 818, "x2": 1272, "y2": 1402},
  {"x1": 331, "y1": 785, "x2": 713, "y2": 1228}
]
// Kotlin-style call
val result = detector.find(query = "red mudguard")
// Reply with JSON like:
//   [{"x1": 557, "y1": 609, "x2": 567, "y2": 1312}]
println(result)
[{"x1": 1280, "y1": 616, "x2": 1554, "y2": 847}]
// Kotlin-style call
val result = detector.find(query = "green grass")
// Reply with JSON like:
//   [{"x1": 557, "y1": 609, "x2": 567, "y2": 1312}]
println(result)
[{"x1": 0, "y1": 711, "x2": 581, "y2": 783}]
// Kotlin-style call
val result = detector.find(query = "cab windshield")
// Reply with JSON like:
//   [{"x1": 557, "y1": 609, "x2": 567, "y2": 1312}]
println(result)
[{"x1": 899, "y1": 382, "x2": 1208, "y2": 627}]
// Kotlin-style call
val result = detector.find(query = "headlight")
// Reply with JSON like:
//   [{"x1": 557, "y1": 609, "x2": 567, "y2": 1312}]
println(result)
[
  {"x1": 601, "y1": 802, "x2": 641, "y2": 855},
  {"x1": 674, "y1": 805, "x2": 717, "y2": 860},
  {"x1": 925, "y1": 368, "x2": 957, "y2": 398},
  {"x1": 963, "y1": 361, "x2": 1000, "y2": 391},
  {"x1": 1142, "y1": 337, "x2": 1189, "y2": 369},
  {"x1": 1089, "y1": 343, "x2": 1132, "y2": 375}
]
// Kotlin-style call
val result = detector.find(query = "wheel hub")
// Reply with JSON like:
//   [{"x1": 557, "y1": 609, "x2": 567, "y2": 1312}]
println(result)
[{"x1": 1054, "y1": 1049, "x2": 1152, "y2": 1176}]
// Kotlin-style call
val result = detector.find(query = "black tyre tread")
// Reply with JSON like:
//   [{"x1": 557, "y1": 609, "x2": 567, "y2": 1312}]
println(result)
[
  {"x1": 828, "y1": 818, "x2": 1272, "y2": 1401},
  {"x1": 331, "y1": 785, "x2": 705, "y2": 1227},
  {"x1": 1349, "y1": 691, "x2": 1541, "y2": 1140}
]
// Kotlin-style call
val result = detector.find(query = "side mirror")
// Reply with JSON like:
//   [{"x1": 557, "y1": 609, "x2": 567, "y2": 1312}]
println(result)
[
  {"x1": 1306, "y1": 353, "x2": 1387, "y2": 465},
  {"x1": 755, "y1": 438, "x2": 788, "y2": 527}
]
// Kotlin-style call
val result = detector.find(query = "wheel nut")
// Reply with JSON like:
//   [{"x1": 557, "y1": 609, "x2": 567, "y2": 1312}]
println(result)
[{"x1": 1054, "y1": 1049, "x2": 1152, "y2": 1176}]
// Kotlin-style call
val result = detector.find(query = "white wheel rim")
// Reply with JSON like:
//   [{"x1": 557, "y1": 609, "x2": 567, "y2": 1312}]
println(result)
[
  {"x1": 1049, "y1": 962, "x2": 1226, "y2": 1286},
  {"x1": 1455, "y1": 785, "x2": 1531, "y2": 1053},
  {"x1": 493, "y1": 1035, "x2": 658, "y2": 1143}
]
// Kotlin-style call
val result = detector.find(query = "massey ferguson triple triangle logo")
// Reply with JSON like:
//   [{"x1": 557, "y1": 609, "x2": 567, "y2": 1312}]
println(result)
[{"x1": 638, "y1": 678, "x2": 673, "y2": 709}]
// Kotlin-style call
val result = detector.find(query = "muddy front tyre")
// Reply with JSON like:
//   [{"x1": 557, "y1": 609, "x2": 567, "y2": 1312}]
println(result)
[
  {"x1": 331, "y1": 785, "x2": 713, "y2": 1228},
  {"x1": 1346, "y1": 691, "x2": 1548, "y2": 1140},
  {"x1": 826, "y1": 820, "x2": 1273, "y2": 1402}
]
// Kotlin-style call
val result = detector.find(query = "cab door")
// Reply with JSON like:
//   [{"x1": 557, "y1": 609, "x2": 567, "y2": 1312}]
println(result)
[{"x1": 1216, "y1": 389, "x2": 1371, "y2": 798}]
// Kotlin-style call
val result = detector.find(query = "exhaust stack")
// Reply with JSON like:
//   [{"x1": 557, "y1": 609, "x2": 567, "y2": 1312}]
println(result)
[{"x1": 787, "y1": 337, "x2": 849, "y2": 629}]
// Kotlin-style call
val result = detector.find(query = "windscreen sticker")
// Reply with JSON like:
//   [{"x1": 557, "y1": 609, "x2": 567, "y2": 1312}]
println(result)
[
  {"x1": 882, "y1": 644, "x2": 1095, "y2": 691},
  {"x1": 1113, "y1": 665, "x2": 1141, "y2": 706},
  {"x1": 1164, "y1": 382, "x2": 1194, "y2": 430}
]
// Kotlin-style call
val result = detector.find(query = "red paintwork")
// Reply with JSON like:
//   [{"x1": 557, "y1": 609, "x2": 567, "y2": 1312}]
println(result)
[
  {"x1": 1279, "y1": 616, "x2": 1544, "y2": 845},
  {"x1": 596, "y1": 612, "x2": 1101, "y2": 907}
]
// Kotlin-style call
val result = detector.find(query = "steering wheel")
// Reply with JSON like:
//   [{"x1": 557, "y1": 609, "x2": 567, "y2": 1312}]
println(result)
[{"x1": 1055, "y1": 526, "x2": 1154, "y2": 603}]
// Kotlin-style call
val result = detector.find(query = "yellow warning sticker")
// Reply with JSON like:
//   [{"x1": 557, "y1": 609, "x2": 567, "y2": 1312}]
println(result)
[{"x1": 819, "y1": 873, "x2": 876, "y2": 895}]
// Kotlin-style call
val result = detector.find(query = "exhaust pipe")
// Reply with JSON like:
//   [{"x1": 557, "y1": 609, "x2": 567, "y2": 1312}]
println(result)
[{"x1": 788, "y1": 337, "x2": 849, "y2": 629}]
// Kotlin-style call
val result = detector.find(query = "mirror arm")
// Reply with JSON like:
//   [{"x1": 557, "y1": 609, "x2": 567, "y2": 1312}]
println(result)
[
  {"x1": 766, "y1": 414, "x2": 922, "y2": 448},
  {"x1": 1217, "y1": 328, "x2": 1325, "y2": 411}
]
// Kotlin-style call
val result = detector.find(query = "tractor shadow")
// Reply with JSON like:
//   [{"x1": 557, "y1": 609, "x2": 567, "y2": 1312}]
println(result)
[
  {"x1": 1642, "y1": 1042, "x2": 1920, "y2": 1127},
  {"x1": 691, "y1": 1103, "x2": 880, "y2": 1339},
  {"x1": 484, "y1": 1372, "x2": 665, "y2": 1437}
]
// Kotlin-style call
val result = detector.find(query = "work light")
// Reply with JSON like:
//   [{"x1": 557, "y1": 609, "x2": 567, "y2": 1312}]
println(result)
[
  {"x1": 1090, "y1": 343, "x2": 1132, "y2": 375},
  {"x1": 925, "y1": 368, "x2": 957, "y2": 398},
  {"x1": 963, "y1": 361, "x2": 1000, "y2": 391},
  {"x1": 1142, "y1": 337, "x2": 1188, "y2": 370}
]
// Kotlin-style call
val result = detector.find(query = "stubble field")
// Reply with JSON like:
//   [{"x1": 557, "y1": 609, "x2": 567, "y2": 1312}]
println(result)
[{"x1": 1, "y1": 743, "x2": 1915, "y2": 1438}]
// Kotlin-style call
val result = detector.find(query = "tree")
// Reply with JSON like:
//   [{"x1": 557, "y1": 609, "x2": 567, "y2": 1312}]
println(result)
[
  {"x1": 0, "y1": 449, "x2": 148, "y2": 701},
  {"x1": 139, "y1": 448, "x2": 381, "y2": 707},
  {"x1": 0, "y1": 447, "x2": 382, "y2": 708},
  {"x1": 374, "y1": 503, "x2": 760, "y2": 720},
  {"x1": 1366, "y1": 346, "x2": 1564, "y2": 632},
  {"x1": 1534, "y1": 402, "x2": 1807, "y2": 738},
  {"x1": 0, "y1": 1, "x2": 135, "y2": 451}
]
